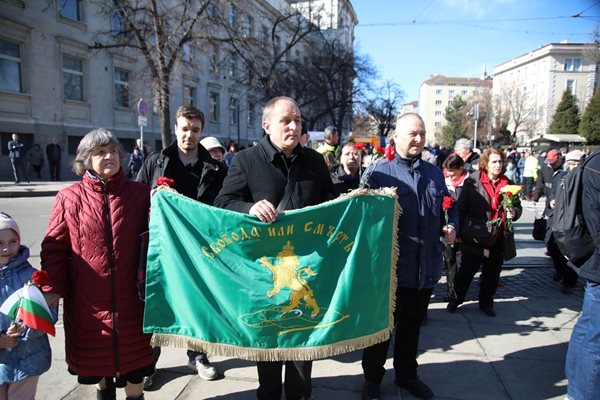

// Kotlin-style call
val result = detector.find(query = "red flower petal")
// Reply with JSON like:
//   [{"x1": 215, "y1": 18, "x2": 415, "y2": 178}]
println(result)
[
  {"x1": 384, "y1": 145, "x2": 396, "y2": 162},
  {"x1": 33, "y1": 270, "x2": 50, "y2": 286},
  {"x1": 354, "y1": 142, "x2": 366, "y2": 151},
  {"x1": 156, "y1": 176, "x2": 175, "y2": 187}
]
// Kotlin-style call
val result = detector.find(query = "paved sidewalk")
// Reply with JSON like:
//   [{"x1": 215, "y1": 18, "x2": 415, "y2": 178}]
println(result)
[{"x1": 2, "y1": 182, "x2": 582, "y2": 399}]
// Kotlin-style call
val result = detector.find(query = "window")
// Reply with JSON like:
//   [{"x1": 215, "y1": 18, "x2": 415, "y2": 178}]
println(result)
[
  {"x1": 63, "y1": 55, "x2": 83, "y2": 101},
  {"x1": 244, "y1": 15, "x2": 254, "y2": 37},
  {"x1": 435, "y1": 89, "x2": 442, "y2": 95},
  {"x1": 210, "y1": 50, "x2": 219, "y2": 73},
  {"x1": 209, "y1": 92, "x2": 219, "y2": 122},
  {"x1": 229, "y1": 97, "x2": 239, "y2": 125},
  {"x1": 461, "y1": 90, "x2": 467, "y2": 95},
  {"x1": 435, "y1": 100, "x2": 442, "y2": 105},
  {"x1": 274, "y1": 35, "x2": 281, "y2": 53},
  {"x1": 473, "y1": 90, "x2": 479, "y2": 95},
  {"x1": 111, "y1": 10, "x2": 125, "y2": 36},
  {"x1": 449, "y1": 90, "x2": 455, "y2": 97},
  {"x1": 566, "y1": 79, "x2": 576, "y2": 93},
  {"x1": 207, "y1": 3, "x2": 217, "y2": 18},
  {"x1": 183, "y1": 85, "x2": 195, "y2": 105},
  {"x1": 564, "y1": 58, "x2": 582, "y2": 72},
  {"x1": 114, "y1": 68, "x2": 129, "y2": 108},
  {"x1": 261, "y1": 26, "x2": 269, "y2": 49},
  {"x1": 0, "y1": 38, "x2": 22, "y2": 93},
  {"x1": 435, "y1": 122, "x2": 441, "y2": 127},
  {"x1": 228, "y1": 56, "x2": 237, "y2": 78},
  {"x1": 227, "y1": 3, "x2": 236, "y2": 27},
  {"x1": 247, "y1": 101, "x2": 256, "y2": 127},
  {"x1": 60, "y1": 0, "x2": 82, "y2": 21},
  {"x1": 435, "y1": 111, "x2": 442, "y2": 116},
  {"x1": 182, "y1": 43, "x2": 191, "y2": 61}
]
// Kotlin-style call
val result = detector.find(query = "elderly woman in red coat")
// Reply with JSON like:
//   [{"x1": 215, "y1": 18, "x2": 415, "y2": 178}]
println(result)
[{"x1": 41, "y1": 129, "x2": 152, "y2": 400}]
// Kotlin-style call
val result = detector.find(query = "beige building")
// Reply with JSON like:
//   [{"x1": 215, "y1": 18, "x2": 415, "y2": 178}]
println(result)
[
  {"x1": 0, "y1": 0, "x2": 355, "y2": 180},
  {"x1": 419, "y1": 75, "x2": 492, "y2": 143},
  {"x1": 492, "y1": 41, "x2": 599, "y2": 144}
]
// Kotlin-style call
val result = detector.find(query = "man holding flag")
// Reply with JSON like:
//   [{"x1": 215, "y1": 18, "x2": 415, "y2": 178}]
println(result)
[{"x1": 215, "y1": 96, "x2": 336, "y2": 400}]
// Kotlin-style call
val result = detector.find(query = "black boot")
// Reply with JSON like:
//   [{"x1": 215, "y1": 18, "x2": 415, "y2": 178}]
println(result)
[
  {"x1": 96, "y1": 378, "x2": 116, "y2": 400},
  {"x1": 125, "y1": 395, "x2": 145, "y2": 400}
]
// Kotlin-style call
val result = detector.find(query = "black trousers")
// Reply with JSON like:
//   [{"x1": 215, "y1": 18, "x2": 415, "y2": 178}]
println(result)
[
  {"x1": 256, "y1": 361, "x2": 312, "y2": 400},
  {"x1": 546, "y1": 232, "x2": 578, "y2": 287},
  {"x1": 361, "y1": 286, "x2": 433, "y2": 385},
  {"x1": 453, "y1": 241, "x2": 504, "y2": 308},
  {"x1": 49, "y1": 159, "x2": 61, "y2": 180}
]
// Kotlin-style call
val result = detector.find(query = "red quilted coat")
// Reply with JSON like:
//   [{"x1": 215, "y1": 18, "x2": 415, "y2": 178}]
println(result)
[{"x1": 41, "y1": 169, "x2": 153, "y2": 377}]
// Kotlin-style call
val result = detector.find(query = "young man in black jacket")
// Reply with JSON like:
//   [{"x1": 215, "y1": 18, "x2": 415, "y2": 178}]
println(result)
[{"x1": 136, "y1": 105, "x2": 227, "y2": 386}]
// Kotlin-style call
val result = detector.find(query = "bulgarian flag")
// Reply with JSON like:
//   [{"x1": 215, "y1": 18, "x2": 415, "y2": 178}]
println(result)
[{"x1": 0, "y1": 284, "x2": 56, "y2": 336}]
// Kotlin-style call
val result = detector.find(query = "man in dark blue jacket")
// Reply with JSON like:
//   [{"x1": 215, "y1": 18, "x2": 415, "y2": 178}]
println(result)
[
  {"x1": 361, "y1": 113, "x2": 456, "y2": 400},
  {"x1": 565, "y1": 148, "x2": 600, "y2": 399}
]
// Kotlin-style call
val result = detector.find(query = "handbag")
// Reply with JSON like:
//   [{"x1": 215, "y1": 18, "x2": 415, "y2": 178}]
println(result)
[
  {"x1": 461, "y1": 216, "x2": 497, "y2": 248},
  {"x1": 532, "y1": 217, "x2": 547, "y2": 241}
]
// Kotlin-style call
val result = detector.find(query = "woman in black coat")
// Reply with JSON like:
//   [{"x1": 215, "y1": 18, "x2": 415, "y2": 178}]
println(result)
[{"x1": 447, "y1": 148, "x2": 522, "y2": 317}]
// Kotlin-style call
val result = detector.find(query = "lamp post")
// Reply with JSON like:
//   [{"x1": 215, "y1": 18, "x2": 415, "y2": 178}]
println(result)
[{"x1": 472, "y1": 103, "x2": 480, "y2": 150}]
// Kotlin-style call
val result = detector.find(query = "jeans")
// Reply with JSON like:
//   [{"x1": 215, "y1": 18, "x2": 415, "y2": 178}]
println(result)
[{"x1": 566, "y1": 281, "x2": 600, "y2": 399}]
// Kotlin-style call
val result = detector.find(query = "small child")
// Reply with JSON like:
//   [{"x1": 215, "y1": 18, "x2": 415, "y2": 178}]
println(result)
[{"x1": 0, "y1": 212, "x2": 54, "y2": 400}]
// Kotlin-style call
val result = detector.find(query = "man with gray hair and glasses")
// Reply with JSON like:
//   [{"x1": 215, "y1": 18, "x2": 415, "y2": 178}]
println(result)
[{"x1": 454, "y1": 138, "x2": 479, "y2": 173}]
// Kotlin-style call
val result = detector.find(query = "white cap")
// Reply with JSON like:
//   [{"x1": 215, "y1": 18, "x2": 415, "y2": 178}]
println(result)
[
  {"x1": 565, "y1": 149, "x2": 585, "y2": 162},
  {"x1": 0, "y1": 212, "x2": 20, "y2": 240},
  {"x1": 200, "y1": 137, "x2": 226, "y2": 153}
]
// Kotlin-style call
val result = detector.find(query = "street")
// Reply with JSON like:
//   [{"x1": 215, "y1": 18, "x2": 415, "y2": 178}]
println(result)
[{"x1": 1, "y1": 197, "x2": 581, "y2": 399}]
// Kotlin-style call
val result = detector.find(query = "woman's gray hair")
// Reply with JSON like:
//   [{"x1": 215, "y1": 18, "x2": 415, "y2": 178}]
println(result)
[{"x1": 72, "y1": 128, "x2": 126, "y2": 176}]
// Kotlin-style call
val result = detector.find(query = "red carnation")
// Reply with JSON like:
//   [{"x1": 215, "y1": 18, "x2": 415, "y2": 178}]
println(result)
[
  {"x1": 373, "y1": 145, "x2": 385, "y2": 156},
  {"x1": 384, "y1": 145, "x2": 396, "y2": 162},
  {"x1": 32, "y1": 270, "x2": 50, "y2": 286},
  {"x1": 156, "y1": 176, "x2": 175, "y2": 187},
  {"x1": 442, "y1": 196, "x2": 455, "y2": 210},
  {"x1": 505, "y1": 192, "x2": 513, "y2": 197},
  {"x1": 354, "y1": 142, "x2": 366, "y2": 151}
]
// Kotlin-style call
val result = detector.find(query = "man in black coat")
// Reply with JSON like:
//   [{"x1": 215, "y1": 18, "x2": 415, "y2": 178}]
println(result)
[
  {"x1": 215, "y1": 96, "x2": 335, "y2": 400},
  {"x1": 136, "y1": 104, "x2": 227, "y2": 385},
  {"x1": 565, "y1": 148, "x2": 600, "y2": 399},
  {"x1": 532, "y1": 149, "x2": 577, "y2": 292},
  {"x1": 46, "y1": 137, "x2": 61, "y2": 181}
]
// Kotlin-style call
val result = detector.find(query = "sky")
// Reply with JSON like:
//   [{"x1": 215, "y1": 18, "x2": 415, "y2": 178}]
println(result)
[{"x1": 351, "y1": 0, "x2": 600, "y2": 102}]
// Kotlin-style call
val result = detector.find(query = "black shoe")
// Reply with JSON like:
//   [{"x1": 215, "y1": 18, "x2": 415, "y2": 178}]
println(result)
[
  {"x1": 561, "y1": 285, "x2": 575, "y2": 294},
  {"x1": 552, "y1": 272, "x2": 563, "y2": 282},
  {"x1": 361, "y1": 380, "x2": 381, "y2": 400},
  {"x1": 446, "y1": 301, "x2": 458, "y2": 313},
  {"x1": 479, "y1": 306, "x2": 496, "y2": 317},
  {"x1": 396, "y1": 377, "x2": 433, "y2": 399}
]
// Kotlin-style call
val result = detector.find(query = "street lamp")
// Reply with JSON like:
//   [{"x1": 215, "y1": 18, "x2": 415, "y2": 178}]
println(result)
[{"x1": 472, "y1": 103, "x2": 480, "y2": 150}]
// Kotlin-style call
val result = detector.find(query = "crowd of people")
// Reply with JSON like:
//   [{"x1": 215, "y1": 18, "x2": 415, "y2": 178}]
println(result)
[
  {"x1": 1, "y1": 98, "x2": 599, "y2": 400},
  {"x1": 7, "y1": 135, "x2": 62, "y2": 183}
]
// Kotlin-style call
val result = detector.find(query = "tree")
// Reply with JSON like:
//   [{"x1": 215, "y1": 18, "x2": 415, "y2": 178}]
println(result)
[
  {"x1": 549, "y1": 90, "x2": 580, "y2": 135},
  {"x1": 437, "y1": 96, "x2": 467, "y2": 148},
  {"x1": 357, "y1": 81, "x2": 404, "y2": 139},
  {"x1": 497, "y1": 87, "x2": 539, "y2": 143},
  {"x1": 291, "y1": 41, "x2": 376, "y2": 133},
  {"x1": 93, "y1": 1, "x2": 211, "y2": 148},
  {"x1": 579, "y1": 89, "x2": 600, "y2": 144}
]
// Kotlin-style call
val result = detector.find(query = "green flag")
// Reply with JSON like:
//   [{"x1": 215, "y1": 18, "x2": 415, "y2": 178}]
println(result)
[{"x1": 144, "y1": 190, "x2": 399, "y2": 361}]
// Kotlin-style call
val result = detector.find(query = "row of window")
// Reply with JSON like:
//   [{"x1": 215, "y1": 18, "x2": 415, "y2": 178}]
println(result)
[
  {"x1": 1, "y1": 36, "x2": 256, "y2": 127},
  {"x1": 434, "y1": 89, "x2": 480, "y2": 97}
]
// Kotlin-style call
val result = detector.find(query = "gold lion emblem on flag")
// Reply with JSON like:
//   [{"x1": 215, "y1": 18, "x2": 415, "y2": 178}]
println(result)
[{"x1": 260, "y1": 241, "x2": 320, "y2": 317}]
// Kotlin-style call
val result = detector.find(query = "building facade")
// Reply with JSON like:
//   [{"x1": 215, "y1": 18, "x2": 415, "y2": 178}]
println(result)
[
  {"x1": 492, "y1": 41, "x2": 599, "y2": 143},
  {"x1": 0, "y1": 0, "x2": 355, "y2": 180},
  {"x1": 419, "y1": 74, "x2": 492, "y2": 143}
]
